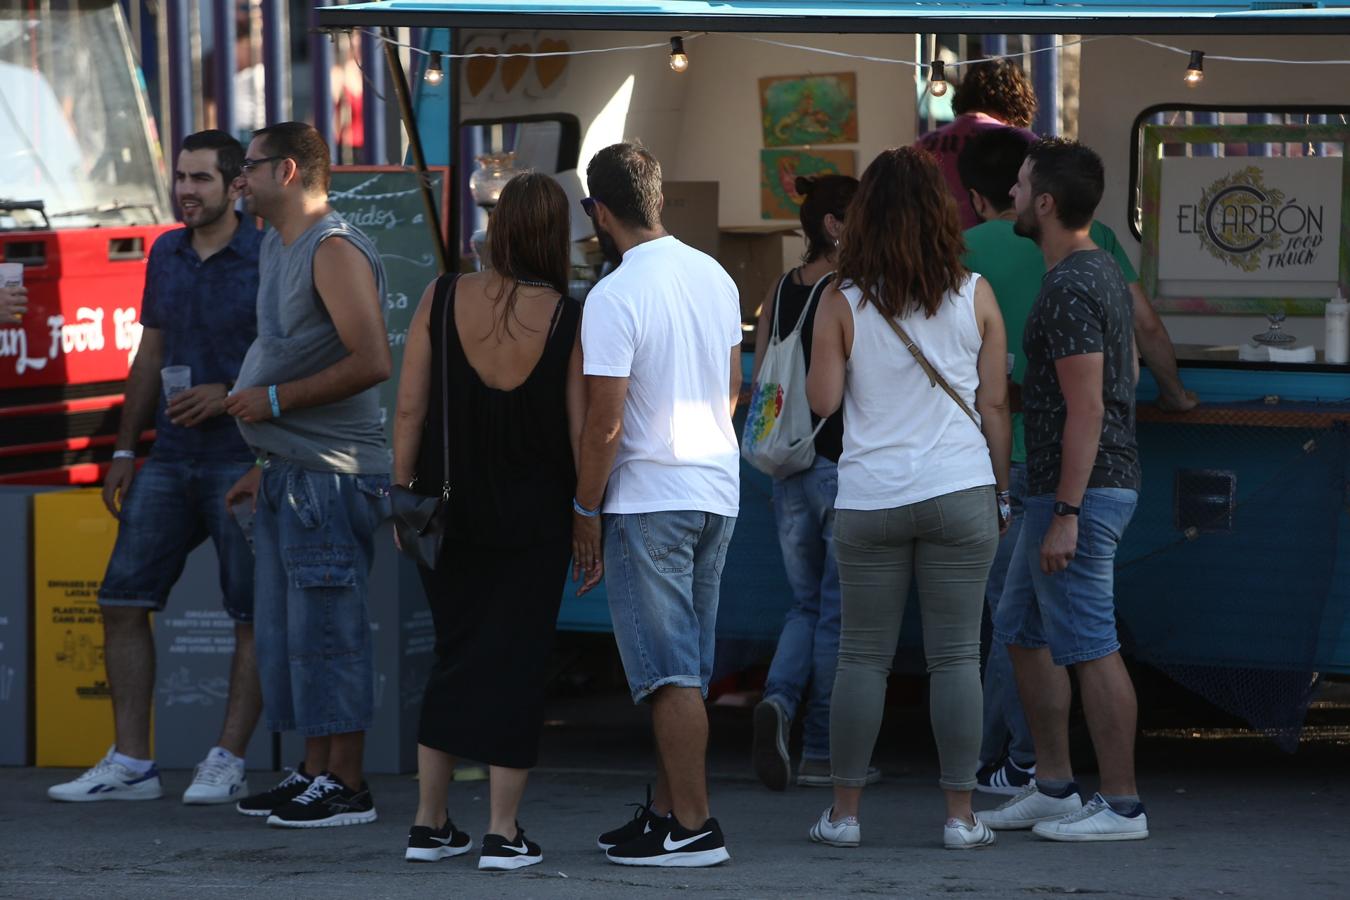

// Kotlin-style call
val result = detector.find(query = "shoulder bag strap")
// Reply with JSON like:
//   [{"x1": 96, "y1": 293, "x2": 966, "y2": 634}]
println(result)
[
  {"x1": 768, "y1": 272, "x2": 790, "y2": 342},
  {"x1": 879, "y1": 312, "x2": 980, "y2": 427},
  {"x1": 437, "y1": 273, "x2": 461, "y2": 500}
]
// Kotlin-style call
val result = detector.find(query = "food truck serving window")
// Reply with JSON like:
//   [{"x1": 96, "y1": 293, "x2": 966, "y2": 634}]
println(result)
[
  {"x1": 1127, "y1": 104, "x2": 1349, "y2": 242},
  {"x1": 0, "y1": 1, "x2": 169, "y2": 230}
]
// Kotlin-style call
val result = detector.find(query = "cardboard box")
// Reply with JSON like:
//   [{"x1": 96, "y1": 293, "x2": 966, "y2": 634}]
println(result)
[
  {"x1": 662, "y1": 181, "x2": 720, "y2": 260},
  {"x1": 718, "y1": 225, "x2": 804, "y2": 324}
]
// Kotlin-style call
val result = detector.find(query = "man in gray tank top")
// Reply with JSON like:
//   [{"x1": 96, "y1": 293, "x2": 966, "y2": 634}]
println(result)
[{"x1": 222, "y1": 122, "x2": 392, "y2": 828}]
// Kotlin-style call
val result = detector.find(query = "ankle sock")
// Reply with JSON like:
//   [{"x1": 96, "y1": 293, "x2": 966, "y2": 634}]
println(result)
[
  {"x1": 1101, "y1": 793, "x2": 1142, "y2": 815},
  {"x1": 111, "y1": 750, "x2": 155, "y2": 775},
  {"x1": 1036, "y1": 778, "x2": 1077, "y2": 799},
  {"x1": 206, "y1": 746, "x2": 244, "y2": 766},
  {"x1": 1010, "y1": 759, "x2": 1035, "y2": 773}
]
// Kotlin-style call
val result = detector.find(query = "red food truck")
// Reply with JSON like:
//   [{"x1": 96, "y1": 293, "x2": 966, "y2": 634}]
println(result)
[{"x1": 1, "y1": 1, "x2": 175, "y2": 484}]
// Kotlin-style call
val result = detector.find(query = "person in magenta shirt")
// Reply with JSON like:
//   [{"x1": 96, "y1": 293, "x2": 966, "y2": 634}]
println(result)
[{"x1": 916, "y1": 59, "x2": 1039, "y2": 230}]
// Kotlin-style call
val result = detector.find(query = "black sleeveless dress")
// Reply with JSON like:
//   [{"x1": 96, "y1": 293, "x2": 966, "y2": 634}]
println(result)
[{"x1": 413, "y1": 274, "x2": 578, "y2": 769}]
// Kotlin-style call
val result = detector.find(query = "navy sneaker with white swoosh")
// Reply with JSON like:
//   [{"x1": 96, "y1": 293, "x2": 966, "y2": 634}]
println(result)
[
  {"x1": 606, "y1": 816, "x2": 730, "y2": 867},
  {"x1": 406, "y1": 819, "x2": 472, "y2": 861},
  {"x1": 597, "y1": 785, "x2": 667, "y2": 850},
  {"x1": 478, "y1": 827, "x2": 543, "y2": 871}
]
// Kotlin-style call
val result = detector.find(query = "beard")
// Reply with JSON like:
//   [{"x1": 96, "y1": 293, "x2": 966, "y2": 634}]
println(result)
[
  {"x1": 182, "y1": 196, "x2": 233, "y2": 230},
  {"x1": 1012, "y1": 207, "x2": 1041, "y2": 244},
  {"x1": 593, "y1": 221, "x2": 622, "y2": 266}
]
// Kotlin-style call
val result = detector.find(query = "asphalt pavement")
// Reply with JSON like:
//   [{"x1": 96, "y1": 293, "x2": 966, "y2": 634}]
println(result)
[{"x1": 2, "y1": 690, "x2": 1348, "y2": 899}]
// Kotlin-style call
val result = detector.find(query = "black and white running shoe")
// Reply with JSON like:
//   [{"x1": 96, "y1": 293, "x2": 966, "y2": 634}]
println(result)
[
  {"x1": 236, "y1": 765, "x2": 312, "y2": 817},
  {"x1": 976, "y1": 757, "x2": 1036, "y2": 796},
  {"x1": 478, "y1": 827, "x2": 543, "y2": 871},
  {"x1": 406, "y1": 819, "x2": 472, "y2": 861},
  {"x1": 597, "y1": 785, "x2": 668, "y2": 850},
  {"x1": 266, "y1": 773, "x2": 377, "y2": 828},
  {"x1": 606, "y1": 816, "x2": 730, "y2": 868}
]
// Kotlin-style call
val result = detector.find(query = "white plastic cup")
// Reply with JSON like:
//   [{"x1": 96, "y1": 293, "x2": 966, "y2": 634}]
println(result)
[
  {"x1": 0, "y1": 262, "x2": 21, "y2": 287},
  {"x1": 161, "y1": 365, "x2": 191, "y2": 400}
]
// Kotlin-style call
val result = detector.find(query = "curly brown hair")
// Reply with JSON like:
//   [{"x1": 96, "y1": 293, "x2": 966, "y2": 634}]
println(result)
[
  {"x1": 836, "y1": 147, "x2": 967, "y2": 320},
  {"x1": 952, "y1": 59, "x2": 1037, "y2": 129}
]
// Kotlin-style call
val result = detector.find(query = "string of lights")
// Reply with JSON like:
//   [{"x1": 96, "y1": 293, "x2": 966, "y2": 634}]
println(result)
[{"x1": 338, "y1": 27, "x2": 1350, "y2": 88}]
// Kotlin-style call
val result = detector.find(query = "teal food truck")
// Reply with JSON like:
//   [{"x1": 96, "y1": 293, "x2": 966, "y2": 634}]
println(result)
[{"x1": 313, "y1": 0, "x2": 1350, "y2": 744}]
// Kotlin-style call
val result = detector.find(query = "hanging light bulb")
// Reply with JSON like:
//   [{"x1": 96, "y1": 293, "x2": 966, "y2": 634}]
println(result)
[
  {"x1": 669, "y1": 36, "x2": 689, "y2": 73},
  {"x1": 424, "y1": 50, "x2": 444, "y2": 86},
  {"x1": 1184, "y1": 50, "x2": 1205, "y2": 86},
  {"x1": 929, "y1": 59, "x2": 949, "y2": 97}
]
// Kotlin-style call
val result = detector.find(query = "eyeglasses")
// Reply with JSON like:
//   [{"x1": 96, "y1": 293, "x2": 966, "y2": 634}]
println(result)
[
  {"x1": 579, "y1": 197, "x2": 596, "y2": 217},
  {"x1": 240, "y1": 156, "x2": 287, "y2": 173}
]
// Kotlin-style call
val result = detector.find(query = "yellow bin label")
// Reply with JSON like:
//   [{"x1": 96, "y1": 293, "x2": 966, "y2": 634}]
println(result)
[{"x1": 33, "y1": 489, "x2": 122, "y2": 767}]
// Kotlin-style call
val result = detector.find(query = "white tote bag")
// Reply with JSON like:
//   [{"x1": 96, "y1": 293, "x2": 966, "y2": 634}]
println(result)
[{"x1": 741, "y1": 273, "x2": 831, "y2": 478}]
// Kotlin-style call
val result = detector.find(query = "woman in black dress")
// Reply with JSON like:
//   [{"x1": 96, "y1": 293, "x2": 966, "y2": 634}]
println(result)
[{"x1": 392, "y1": 172, "x2": 585, "y2": 871}]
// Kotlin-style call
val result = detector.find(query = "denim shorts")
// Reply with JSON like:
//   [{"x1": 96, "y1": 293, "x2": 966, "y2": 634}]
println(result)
[
  {"x1": 99, "y1": 455, "x2": 255, "y2": 621},
  {"x1": 253, "y1": 459, "x2": 390, "y2": 736},
  {"x1": 993, "y1": 488, "x2": 1137, "y2": 667},
  {"x1": 604, "y1": 511, "x2": 736, "y2": 704}
]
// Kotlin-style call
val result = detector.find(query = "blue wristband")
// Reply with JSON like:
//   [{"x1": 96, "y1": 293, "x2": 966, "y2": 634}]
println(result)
[
  {"x1": 573, "y1": 497, "x2": 600, "y2": 518},
  {"x1": 267, "y1": 384, "x2": 281, "y2": 419}
]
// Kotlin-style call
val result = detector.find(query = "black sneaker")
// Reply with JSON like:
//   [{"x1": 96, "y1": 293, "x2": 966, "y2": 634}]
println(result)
[
  {"x1": 266, "y1": 772, "x2": 377, "y2": 828},
  {"x1": 478, "y1": 827, "x2": 543, "y2": 871},
  {"x1": 606, "y1": 816, "x2": 730, "y2": 868},
  {"x1": 597, "y1": 785, "x2": 668, "y2": 850},
  {"x1": 235, "y1": 765, "x2": 312, "y2": 817},
  {"x1": 752, "y1": 698, "x2": 790, "y2": 791},
  {"x1": 406, "y1": 819, "x2": 472, "y2": 861}
]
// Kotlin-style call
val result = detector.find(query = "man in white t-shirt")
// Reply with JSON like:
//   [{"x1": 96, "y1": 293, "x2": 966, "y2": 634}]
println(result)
[{"x1": 573, "y1": 143, "x2": 742, "y2": 868}]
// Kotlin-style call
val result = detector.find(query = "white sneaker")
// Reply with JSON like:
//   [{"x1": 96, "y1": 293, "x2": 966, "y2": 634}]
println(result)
[
  {"x1": 182, "y1": 750, "x2": 249, "y2": 805},
  {"x1": 979, "y1": 783, "x2": 1082, "y2": 830},
  {"x1": 47, "y1": 747, "x2": 163, "y2": 802},
  {"x1": 944, "y1": 816, "x2": 997, "y2": 850},
  {"x1": 808, "y1": 807, "x2": 860, "y2": 848},
  {"x1": 1032, "y1": 793, "x2": 1149, "y2": 842}
]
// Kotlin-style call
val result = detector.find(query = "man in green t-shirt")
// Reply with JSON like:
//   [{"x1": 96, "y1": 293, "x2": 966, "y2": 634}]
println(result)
[{"x1": 956, "y1": 127, "x2": 1196, "y2": 795}]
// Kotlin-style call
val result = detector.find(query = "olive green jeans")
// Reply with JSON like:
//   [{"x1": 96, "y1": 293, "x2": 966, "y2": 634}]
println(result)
[{"x1": 829, "y1": 486, "x2": 998, "y2": 791}]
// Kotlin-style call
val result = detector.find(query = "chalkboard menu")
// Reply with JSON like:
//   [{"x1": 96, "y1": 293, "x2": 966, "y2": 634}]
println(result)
[{"x1": 328, "y1": 166, "x2": 449, "y2": 449}]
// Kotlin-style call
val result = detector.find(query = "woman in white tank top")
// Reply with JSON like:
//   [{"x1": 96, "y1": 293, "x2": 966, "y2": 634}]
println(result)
[{"x1": 803, "y1": 147, "x2": 1012, "y2": 850}]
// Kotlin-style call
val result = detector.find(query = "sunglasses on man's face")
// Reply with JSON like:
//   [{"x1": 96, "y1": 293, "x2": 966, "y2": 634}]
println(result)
[
  {"x1": 579, "y1": 197, "x2": 596, "y2": 217},
  {"x1": 240, "y1": 155, "x2": 287, "y2": 173}
]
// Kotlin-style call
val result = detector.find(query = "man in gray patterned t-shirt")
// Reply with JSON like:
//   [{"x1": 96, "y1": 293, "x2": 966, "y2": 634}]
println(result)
[{"x1": 981, "y1": 139, "x2": 1149, "y2": 843}]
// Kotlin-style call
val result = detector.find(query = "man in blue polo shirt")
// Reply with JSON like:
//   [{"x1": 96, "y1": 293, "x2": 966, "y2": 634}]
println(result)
[{"x1": 49, "y1": 131, "x2": 263, "y2": 806}]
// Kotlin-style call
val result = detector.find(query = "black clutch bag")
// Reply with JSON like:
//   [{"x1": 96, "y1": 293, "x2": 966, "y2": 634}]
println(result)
[{"x1": 392, "y1": 274, "x2": 457, "y2": 569}]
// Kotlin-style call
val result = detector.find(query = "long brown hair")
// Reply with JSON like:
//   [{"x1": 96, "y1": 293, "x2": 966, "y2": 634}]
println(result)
[
  {"x1": 486, "y1": 171, "x2": 570, "y2": 337},
  {"x1": 835, "y1": 147, "x2": 967, "y2": 320}
]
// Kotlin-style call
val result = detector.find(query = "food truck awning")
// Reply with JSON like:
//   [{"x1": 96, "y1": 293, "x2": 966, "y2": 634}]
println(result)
[{"x1": 317, "y1": 0, "x2": 1350, "y2": 35}]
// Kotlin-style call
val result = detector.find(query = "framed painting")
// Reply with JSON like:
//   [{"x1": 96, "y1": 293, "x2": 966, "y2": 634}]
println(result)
[
  {"x1": 759, "y1": 73, "x2": 859, "y2": 148},
  {"x1": 1139, "y1": 123, "x2": 1350, "y2": 314},
  {"x1": 760, "y1": 149, "x2": 856, "y2": 220}
]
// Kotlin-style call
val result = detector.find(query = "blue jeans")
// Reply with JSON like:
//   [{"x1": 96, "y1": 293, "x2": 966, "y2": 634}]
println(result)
[
  {"x1": 605, "y1": 510, "x2": 736, "y2": 704},
  {"x1": 994, "y1": 488, "x2": 1138, "y2": 667},
  {"x1": 763, "y1": 456, "x2": 841, "y2": 762},
  {"x1": 979, "y1": 463, "x2": 1035, "y2": 768},
  {"x1": 99, "y1": 455, "x2": 255, "y2": 621},
  {"x1": 253, "y1": 460, "x2": 390, "y2": 736}
]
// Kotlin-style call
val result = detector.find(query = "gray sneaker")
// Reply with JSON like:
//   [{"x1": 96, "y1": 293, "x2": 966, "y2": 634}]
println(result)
[
  {"x1": 979, "y1": 783, "x2": 1082, "y2": 830},
  {"x1": 797, "y1": 759, "x2": 882, "y2": 788},
  {"x1": 1031, "y1": 793, "x2": 1149, "y2": 842}
]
